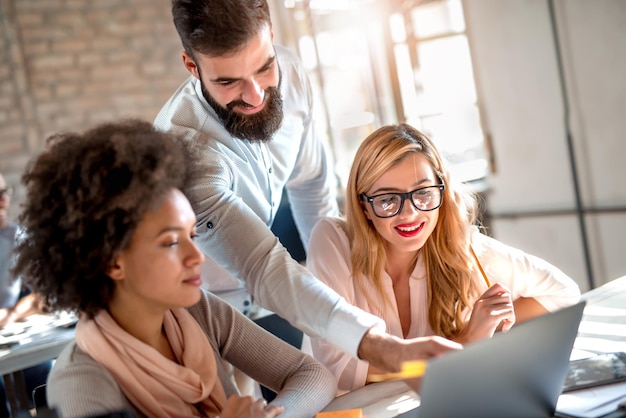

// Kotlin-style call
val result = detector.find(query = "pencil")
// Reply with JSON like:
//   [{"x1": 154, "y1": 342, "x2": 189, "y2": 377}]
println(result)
[{"x1": 470, "y1": 245, "x2": 491, "y2": 287}]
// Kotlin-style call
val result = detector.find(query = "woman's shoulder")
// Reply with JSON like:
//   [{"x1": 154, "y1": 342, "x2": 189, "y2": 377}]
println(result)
[
  {"x1": 186, "y1": 290, "x2": 240, "y2": 339},
  {"x1": 47, "y1": 342, "x2": 131, "y2": 417},
  {"x1": 51, "y1": 341, "x2": 111, "y2": 375},
  {"x1": 311, "y1": 216, "x2": 348, "y2": 238},
  {"x1": 309, "y1": 217, "x2": 351, "y2": 259},
  {"x1": 470, "y1": 225, "x2": 529, "y2": 260},
  {"x1": 49, "y1": 342, "x2": 121, "y2": 389},
  {"x1": 187, "y1": 289, "x2": 231, "y2": 318},
  {"x1": 470, "y1": 225, "x2": 502, "y2": 251}
]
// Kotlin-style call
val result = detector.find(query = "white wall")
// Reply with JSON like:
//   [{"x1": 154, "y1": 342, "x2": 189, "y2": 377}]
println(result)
[{"x1": 463, "y1": 0, "x2": 626, "y2": 291}]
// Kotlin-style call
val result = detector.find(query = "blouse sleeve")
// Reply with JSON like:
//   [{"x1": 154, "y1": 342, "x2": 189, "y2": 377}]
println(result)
[
  {"x1": 473, "y1": 229, "x2": 581, "y2": 312},
  {"x1": 307, "y1": 218, "x2": 371, "y2": 394}
]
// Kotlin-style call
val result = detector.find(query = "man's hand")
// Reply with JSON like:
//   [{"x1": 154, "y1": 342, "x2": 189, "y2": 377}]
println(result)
[{"x1": 357, "y1": 327, "x2": 462, "y2": 373}]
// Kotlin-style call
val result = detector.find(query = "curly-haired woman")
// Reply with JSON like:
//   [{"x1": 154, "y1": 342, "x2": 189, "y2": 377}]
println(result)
[
  {"x1": 14, "y1": 119, "x2": 335, "y2": 418},
  {"x1": 307, "y1": 123, "x2": 581, "y2": 394}
]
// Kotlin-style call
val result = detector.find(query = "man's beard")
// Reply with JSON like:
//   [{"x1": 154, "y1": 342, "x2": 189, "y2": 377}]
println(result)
[{"x1": 200, "y1": 76, "x2": 284, "y2": 143}]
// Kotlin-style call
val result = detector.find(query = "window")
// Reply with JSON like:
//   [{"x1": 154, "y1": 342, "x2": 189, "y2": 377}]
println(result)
[
  {"x1": 393, "y1": 0, "x2": 489, "y2": 188},
  {"x1": 273, "y1": 0, "x2": 489, "y2": 196}
]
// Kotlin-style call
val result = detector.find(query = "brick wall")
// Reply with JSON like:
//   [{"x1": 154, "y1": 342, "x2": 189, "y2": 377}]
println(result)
[{"x1": 0, "y1": 0, "x2": 189, "y2": 221}]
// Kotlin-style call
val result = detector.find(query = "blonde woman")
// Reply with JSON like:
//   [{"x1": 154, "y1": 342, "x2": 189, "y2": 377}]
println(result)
[{"x1": 307, "y1": 124, "x2": 581, "y2": 394}]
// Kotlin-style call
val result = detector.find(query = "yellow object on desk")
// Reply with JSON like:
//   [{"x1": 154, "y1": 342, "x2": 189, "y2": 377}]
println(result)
[
  {"x1": 315, "y1": 408, "x2": 362, "y2": 418},
  {"x1": 366, "y1": 360, "x2": 427, "y2": 382}
]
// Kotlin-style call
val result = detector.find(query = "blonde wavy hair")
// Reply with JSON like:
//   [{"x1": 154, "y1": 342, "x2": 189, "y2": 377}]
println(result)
[{"x1": 346, "y1": 123, "x2": 482, "y2": 339}]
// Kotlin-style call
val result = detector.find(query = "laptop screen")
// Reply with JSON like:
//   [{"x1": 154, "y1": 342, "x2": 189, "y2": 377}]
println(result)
[{"x1": 403, "y1": 301, "x2": 585, "y2": 418}]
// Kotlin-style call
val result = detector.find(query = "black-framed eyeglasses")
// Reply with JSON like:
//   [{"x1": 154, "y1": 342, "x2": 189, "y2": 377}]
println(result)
[
  {"x1": 361, "y1": 184, "x2": 445, "y2": 218},
  {"x1": 0, "y1": 186, "x2": 13, "y2": 198}
]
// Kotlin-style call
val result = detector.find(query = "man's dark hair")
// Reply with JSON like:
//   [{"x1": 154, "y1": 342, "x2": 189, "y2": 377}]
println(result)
[
  {"x1": 171, "y1": 0, "x2": 272, "y2": 58},
  {"x1": 13, "y1": 119, "x2": 187, "y2": 318}
]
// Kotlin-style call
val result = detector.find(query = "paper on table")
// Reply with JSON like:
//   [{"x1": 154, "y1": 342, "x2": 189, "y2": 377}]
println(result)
[
  {"x1": 555, "y1": 381, "x2": 626, "y2": 418},
  {"x1": 321, "y1": 380, "x2": 419, "y2": 418},
  {"x1": 0, "y1": 312, "x2": 77, "y2": 350}
]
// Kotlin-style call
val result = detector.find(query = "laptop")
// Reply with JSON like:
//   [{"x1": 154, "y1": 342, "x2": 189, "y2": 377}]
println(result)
[{"x1": 400, "y1": 301, "x2": 586, "y2": 418}]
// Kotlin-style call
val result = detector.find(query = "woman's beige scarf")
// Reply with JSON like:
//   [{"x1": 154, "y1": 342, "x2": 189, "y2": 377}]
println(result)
[{"x1": 75, "y1": 308, "x2": 227, "y2": 417}]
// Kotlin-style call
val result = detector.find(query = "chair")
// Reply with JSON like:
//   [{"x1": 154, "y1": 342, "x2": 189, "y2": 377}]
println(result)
[{"x1": 32, "y1": 384, "x2": 47, "y2": 413}]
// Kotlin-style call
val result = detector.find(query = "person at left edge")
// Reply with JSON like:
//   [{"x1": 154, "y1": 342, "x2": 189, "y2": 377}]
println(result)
[{"x1": 0, "y1": 172, "x2": 52, "y2": 417}]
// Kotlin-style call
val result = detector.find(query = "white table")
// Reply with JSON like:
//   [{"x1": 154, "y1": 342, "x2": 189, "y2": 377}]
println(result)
[
  {"x1": 0, "y1": 328, "x2": 75, "y2": 376},
  {"x1": 556, "y1": 275, "x2": 626, "y2": 418},
  {"x1": 321, "y1": 380, "x2": 419, "y2": 418},
  {"x1": 573, "y1": 275, "x2": 626, "y2": 357},
  {"x1": 0, "y1": 314, "x2": 76, "y2": 414},
  {"x1": 321, "y1": 275, "x2": 626, "y2": 418}
]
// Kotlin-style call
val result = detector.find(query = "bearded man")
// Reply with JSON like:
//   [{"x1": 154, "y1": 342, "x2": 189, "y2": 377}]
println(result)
[{"x1": 155, "y1": 0, "x2": 460, "y2": 396}]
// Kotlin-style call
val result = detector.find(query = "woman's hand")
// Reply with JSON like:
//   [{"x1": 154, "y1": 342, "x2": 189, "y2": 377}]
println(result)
[
  {"x1": 456, "y1": 282, "x2": 515, "y2": 344},
  {"x1": 218, "y1": 394, "x2": 284, "y2": 418}
]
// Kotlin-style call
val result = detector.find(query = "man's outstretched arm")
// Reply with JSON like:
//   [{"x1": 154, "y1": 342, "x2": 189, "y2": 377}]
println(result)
[{"x1": 358, "y1": 326, "x2": 463, "y2": 373}]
